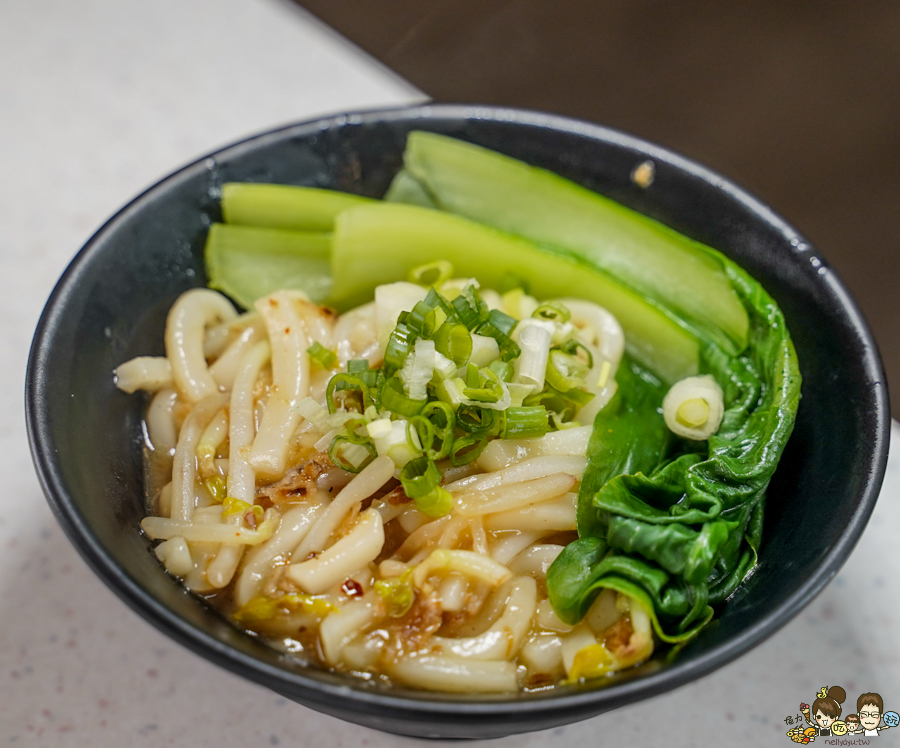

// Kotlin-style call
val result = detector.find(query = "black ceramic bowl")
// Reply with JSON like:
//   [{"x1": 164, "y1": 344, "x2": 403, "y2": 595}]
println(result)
[{"x1": 26, "y1": 105, "x2": 889, "y2": 739}]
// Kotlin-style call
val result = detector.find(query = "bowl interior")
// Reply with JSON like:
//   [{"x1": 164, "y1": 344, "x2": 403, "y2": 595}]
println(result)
[{"x1": 26, "y1": 106, "x2": 889, "y2": 739}]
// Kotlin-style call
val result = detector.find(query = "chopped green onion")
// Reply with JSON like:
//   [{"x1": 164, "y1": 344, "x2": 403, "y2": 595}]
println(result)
[
  {"x1": 463, "y1": 367, "x2": 505, "y2": 404},
  {"x1": 500, "y1": 406, "x2": 550, "y2": 438},
  {"x1": 545, "y1": 349, "x2": 590, "y2": 393},
  {"x1": 488, "y1": 359, "x2": 514, "y2": 382},
  {"x1": 384, "y1": 322, "x2": 416, "y2": 374},
  {"x1": 342, "y1": 416, "x2": 372, "y2": 445},
  {"x1": 484, "y1": 308, "x2": 517, "y2": 336},
  {"x1": 524, "y1": 387, "x2": 577, "y2": 423},
  {"x1": 424, "y1": 286, "x2": 455, "y2": 317},
  {"x1": 450, "y1": 435, "x2": 489, "y2": 466},
  {"x1": 381, "y1": 376, "x2": 427, "y2": 418},
  {"x1": 406, "y1": 299, "x2": 441, "y2": 338},
  {"x1": 432, "y1": 321, "x2": 472, "y2": 366},
  {"x1": 329, "y1": 435, "x2": 376, "y2": 472},
  {"x1": 374, "y1": 569, "x2": 416, "y2": 617},
  {"x1": 456, "y1": 405, "x2": 500, "y2": 436},
  {"x1": 415, "y1": 485, "x2": 453, "y2": 518},
  {"x1": 559, "y1": 339, "x2": 594, "y2": 369},
  {"x1": 325, "y1": 374, "x2": 372, "y2": 414},
  {"x1": 399, "y1": 456, "x2": 442, "y2": 500},
  {"x1": 477, "y1": 310, "x2": 521, "y2": 362},
  {"x1": 450, "y1": 295, "x2": 482, "y2": 331},
  {"x1": 410, "y1": 415, "x2": 435, "y2": 455},
  {"x1": 343, "y1": 360, "x2": 381, "y2": 391},
  {"x1": 307, "y1": 341, "x2": 337, "y2": 369},
  {"x1": 533, "y1": 301, "x2": 572, "y2": 323},
  {"x1": 408, "y1": 260, "x2": 454, "y2": 288},
  {"x1": 419, "y1": 401, "x2": 455, "y2": 460}
]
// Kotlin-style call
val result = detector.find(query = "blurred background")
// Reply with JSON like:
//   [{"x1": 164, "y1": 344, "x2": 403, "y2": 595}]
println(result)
[{"x1": 299, "y1": 0, "x2": 900, "y2": 417}]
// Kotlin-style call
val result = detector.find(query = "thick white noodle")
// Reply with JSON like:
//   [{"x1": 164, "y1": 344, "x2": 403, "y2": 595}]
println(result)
[
  {"x1": 319, "y1": 595, "x2": 379, "y2": 665},
  {"x1": 114, "y1": 356, "x2": 173, "y2": 393},
  {"x1": 454, "y1": 473, "x2": 577, "y2": 516},
  {"x1": 438, "y1": 573, "x2": 468, "y2": 612},
  {"x1": 536, "y1": 599, "x2": 573, "y2": 632},
  {"x1": 429, "y1": 576, "x2": 536, "y2": 660},
  {"x1": 233, "y1": 500, "x2": 326, "y2": 607},
  {"x1": 154, "y1": 537, "x2": 193, "y2": 576},
  {"x1": 560, "y1": 624, "x2": 598, "y2": 676},
  {"x1": 332, "y1": 301, "x2": 380, "y2": 365},
  {"x1": 483, "y1": 493, "x2": 578, "y2": 532},
  {"x1": 387, "y1": 656, "x2": 518, "y2": 693},
  {"x1": 171, "y1": 393, "x2": 228, "y2": 521},
  {"x1": 395, "y1": 515, "x2": 451, "y2": 559},
  {"x1": 208, "y1": 317, "x2": 266, "y2": 390},
  {"x1": 226, "y1": 341, "x2": 271, "y2": 503},
  {"x1": 286, "y1": 509, "x2": 385, "y2": 594},
  {"x1": 249, "y1": 292, "x2": 311, "y2": 480},
  {"x1": 141, "y1": 512, "x2": 278, "y2": 545},
  {"x1": 445, "y1": 455, "x2": 586, "y2": 493},
  {"x1": 196, "y1": 408, "x2": 228, "y2": 477},
  {"x1": 207, "y1": 341, "x2": 271, "y2": 589},
  {"x1": 146, "y1": 387, "x2": 179, "y2": 455},
  {"x1": 521, "y1": 634, "x2": 564, "y2": 675},
  {"x1": 476, "y1": 425, "x2": 593, "y2": 471},
  {"x1": 489, "y1": 531, "x2": 544, "y2": 566},
  {"x1": 203, "y1": 311, "x2": 259, "y2": 357},
  {"x1": 508, "y1": 544, "x2": 565, "y2": 577},
  {"x1": 292, "y1": 455, "x2": 394, "y2": 561},
  {"x1": 165, "y1": 289, "x2": 237, "y2": 402},
  {"x1": 413, "y1": 550, "x2": 512, "y2": 591}
]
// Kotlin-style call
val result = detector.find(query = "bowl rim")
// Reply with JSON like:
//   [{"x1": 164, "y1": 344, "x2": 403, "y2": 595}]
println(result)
[{"x1": 25, "y1": 103, "x2": 891, "y2": 721}]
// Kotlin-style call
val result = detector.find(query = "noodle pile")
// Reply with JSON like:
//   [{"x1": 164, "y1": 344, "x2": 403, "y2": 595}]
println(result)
[{"x1": 115, "y1": 277, "x2": 656, "y2": 692}]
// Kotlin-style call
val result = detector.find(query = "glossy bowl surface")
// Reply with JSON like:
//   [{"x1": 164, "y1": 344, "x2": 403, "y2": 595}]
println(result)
[{"x1": 25, "y1": 105, "x2": 890, "y2": 739}]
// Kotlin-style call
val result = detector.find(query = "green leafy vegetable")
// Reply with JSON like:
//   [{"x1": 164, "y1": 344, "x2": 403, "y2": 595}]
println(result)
[
  {"x1": 205, "y1": 223, "x2": 332, "y2": 308},
  {"x1": 549, "y1": 258, "x2": 800, "y2": 640},
  {"x1": 396, "y1": 131, "x2": 749, "y2": 355},
  {"x1": 329, "y1": 202, "x2": 700, "y2": 383},
  {"x1": 222, "y1": 183, "x2": 372, "y2": 232}
]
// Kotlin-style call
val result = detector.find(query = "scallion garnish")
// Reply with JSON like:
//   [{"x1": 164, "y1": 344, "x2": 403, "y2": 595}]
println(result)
[
  {"x1": 533, "y1": 301, "x2": 572, "y2": 323},
  {"x1": 307, "y1": 341, "x2": 338, "y2": 369},
  {"x1": 381, "y1": 376, "x2": 427, "y2": 418},
  {"x1": 325, "y1": 373, "x2": 372, "y2": 414},
  {"x1": 408, "y1": 260, "x2": 454, "y2": 288},
  {"x1": 500, "y1": 406, "x2": 550, "y2": 439},
  {"x1": 432, "y1": 321, "x2": 472, "y2": 366}
]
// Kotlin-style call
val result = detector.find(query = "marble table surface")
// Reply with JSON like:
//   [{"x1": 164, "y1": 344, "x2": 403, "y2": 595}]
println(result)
[{"x1": 1, "y1": 0, "x2": 896, "y2": 744}]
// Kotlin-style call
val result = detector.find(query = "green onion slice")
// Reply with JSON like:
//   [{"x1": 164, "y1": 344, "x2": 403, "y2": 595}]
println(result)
[
  {"x1": 408, "y1": 260, "x2": 454, "y2": 288},
  {"x1": 325, "y1": 374, "x2": 372, "y2": 414},
  {"x1": 533, "y1": 301, "x2": 572, "y2": 323},
  {"x1": 307, "y1": 341, "x2": 337, "y2": 369},
  {"x1": 381, "y1": 376, "x2": 427, "y2": 418},
  {"x1": 450, "y1": 435, "x2": 489, "y2": 466},
  {"x1": 399, "y1": 456, "x2": 442, "y2": 500},
  {"x1": 500, "y1": 406, "x2": 550, "y2": 439},
  {"x1": 384, "y1": 322, "x2": 416, "y2": 374},
  {"x1": 419, "y1": 401, "x2": 455, "y2": 460},
  {"x1": 328, "y1": 435, "x2": 376, "y2": 473},
  {"x1": 432, "y1": 321, "x2": 472, "y2": 367},
  {"x1": 456, "y1": 405, "x2": 500, "y2": 436}
]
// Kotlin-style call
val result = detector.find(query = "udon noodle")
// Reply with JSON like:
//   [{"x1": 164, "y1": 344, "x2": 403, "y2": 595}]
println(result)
[{"x1": 116, "y1": 277, "x2": 657, "y2": 693}]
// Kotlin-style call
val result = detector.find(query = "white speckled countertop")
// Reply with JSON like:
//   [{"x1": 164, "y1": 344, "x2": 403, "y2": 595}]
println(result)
[{"x1": 1, "y1": 0, "x2": 897, "y2": 744}]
